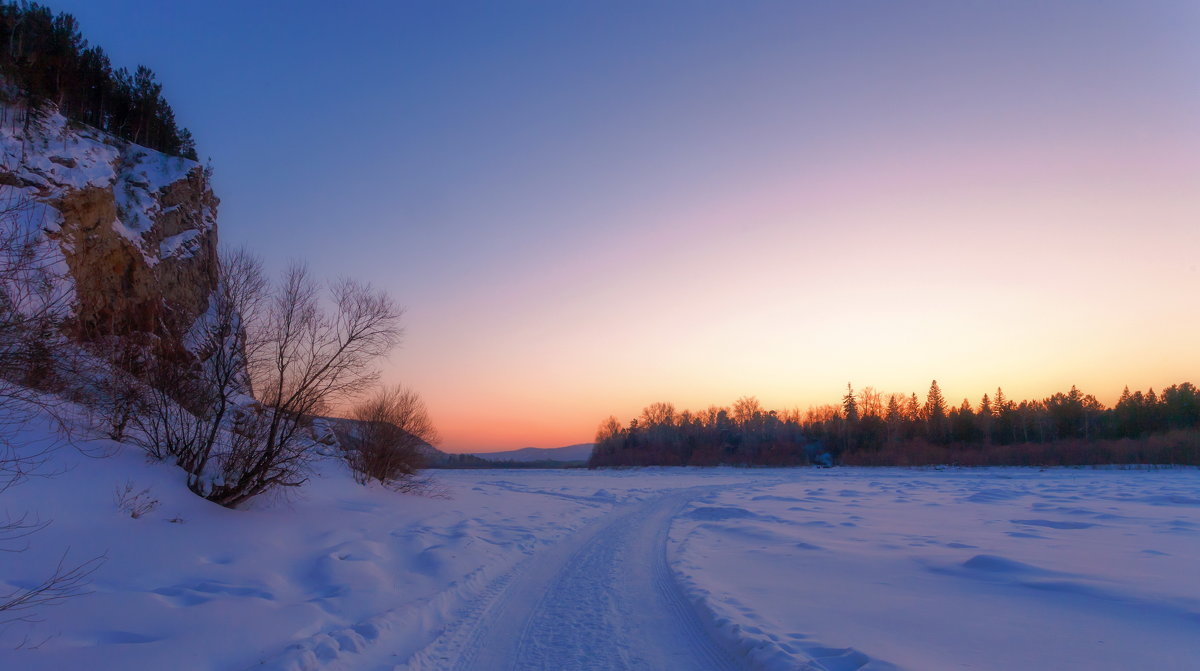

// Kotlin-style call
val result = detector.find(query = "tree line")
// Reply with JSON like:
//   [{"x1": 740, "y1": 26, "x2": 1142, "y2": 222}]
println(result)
[
  {"x1": 0, "y1": 2, "x2": 197, "y2": 159},
  {"x1": 588, "y1": 380, "x2": 1200, "y2": 468},
  {"x1": 590, "y1": 397, "x2": 811, "y2": 467}
]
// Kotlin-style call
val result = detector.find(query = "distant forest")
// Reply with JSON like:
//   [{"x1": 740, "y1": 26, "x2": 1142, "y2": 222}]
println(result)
[
  {"x1": 589, "y1": 381, "x2": 1200, "y2": 468},
  {"x1": 0, "y1": 2, "x2": 197, "y2": 159}
]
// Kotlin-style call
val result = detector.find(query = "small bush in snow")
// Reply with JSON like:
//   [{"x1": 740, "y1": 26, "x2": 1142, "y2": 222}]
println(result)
[
  {"x1": 114, "y1": 480, "x2": 159, "y2": 519},
  {"x1": 344, "y1": 385, "x2": 436, "y2": 490}
]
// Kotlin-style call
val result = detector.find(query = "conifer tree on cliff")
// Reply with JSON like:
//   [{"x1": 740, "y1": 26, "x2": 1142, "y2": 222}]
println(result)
[{"x1": 0, "y1": 3, "x2": 197, "y2": 159}]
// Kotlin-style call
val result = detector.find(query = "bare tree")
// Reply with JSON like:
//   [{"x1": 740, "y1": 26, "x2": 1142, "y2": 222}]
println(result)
[
  {"x1": 123, "y1": 253, "x2": 403, "y2": 507},
  {"x1": 345, "y1": 385, "x2": 436, "y2": 489},
  {"x1": 859, "y1": 386, "x2": 884, "y2": 419},
  {"x1": 639, "y1": 401, "x2": 676, "y2": 428},
  {"x1": 732, "y1": 396, "x2": 763, "y2": 427},
  {"x1": 204, "y1": 264, "x2": 402, "y2": 507},
  {"x1": 123, "y1": 248, "x2": 268, "y2": 499},
  {"x1": 594, "y1": 416, "x2": 622, "y2": 443},
  {"x1": 170, "y1": 247, "x2": 266, "y2": 496}
]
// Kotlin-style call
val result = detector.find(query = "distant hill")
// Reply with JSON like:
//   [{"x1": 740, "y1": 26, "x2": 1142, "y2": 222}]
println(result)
[
  {"x1": 471, "y1": 444, "x2": 594, "y2": 463},
  {"x1": 320, "y1": 416, "x2": 450, "y2": 463},
  {"x1": 319, "y1": 424, "x2": 592, "y2": 468}
]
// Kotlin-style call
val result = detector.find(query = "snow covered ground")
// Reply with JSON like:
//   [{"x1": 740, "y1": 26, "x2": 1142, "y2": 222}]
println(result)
[
  {"x1": 3, "y1": 425, "x2": 1198, "y2": 670},
  {"x1": 670, "y1": 468, "x2": 1200, "y2": 671}
]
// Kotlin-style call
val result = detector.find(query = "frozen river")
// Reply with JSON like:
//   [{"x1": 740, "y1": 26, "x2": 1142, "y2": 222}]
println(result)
[{"x1": 7, "y1": 452, "x2": 1199, "y2": 671}]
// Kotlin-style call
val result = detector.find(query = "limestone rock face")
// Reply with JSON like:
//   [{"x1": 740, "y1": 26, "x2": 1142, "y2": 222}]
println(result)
[{"x1": 0, "y1": 104, "x2": 218, "y2": 355}]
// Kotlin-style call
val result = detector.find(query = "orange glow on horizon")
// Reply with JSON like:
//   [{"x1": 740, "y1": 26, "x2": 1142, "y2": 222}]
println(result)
[{"x1": 396, "y1": 147, "x2": 1199, "y2": 452}]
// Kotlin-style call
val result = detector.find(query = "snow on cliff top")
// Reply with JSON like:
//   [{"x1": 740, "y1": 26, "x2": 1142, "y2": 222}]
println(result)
[
  {"x1": 0, "y1": 103, "x2": 205, "y2": 266},
  {"x1": 0, "y1": 108, "x2": 122, "y2": 191}
]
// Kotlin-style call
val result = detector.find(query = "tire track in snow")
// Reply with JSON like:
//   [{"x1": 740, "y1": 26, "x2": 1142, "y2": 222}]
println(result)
[{"x1": 398, "y1": 488, "x2": 747, "y2": 671}]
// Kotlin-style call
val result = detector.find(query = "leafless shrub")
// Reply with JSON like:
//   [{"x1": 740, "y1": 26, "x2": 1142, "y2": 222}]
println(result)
[
  {"x1": 0, "y1": 551, "x2": 104, "y2": 625},
  {"x1": 392, "y1": 474, "x2": 450, "y2": 498},
  {"x1": 0, "y1": 427, "x2": 56, "y2": 497},
  {"x1": 0, "y1": 189, "x2": 72, "y2": 483},
  {"x1": 74, "y1": 336, "x2": 152, "y2": 442},
  {"x1": 345, "y1": 385, "x2": 437, "y2": 489},
  {"x1": 126, "y1": 356, "x2": 209, "y2": 464},
  {"x1": 194, "y1": 264, "x2": 403, "y2": 508},
  {"x1": 0, "y1": 188, "x2": 71, "y2": 394},
  {"x1": 0, "y1": 471, "x2": 106, "y2": 630},
  {"x1": 126, "y1": 248, "x2": 262, "y2": 497},
  {"x1": 113, "y1": 480, "x2": 159, "y2": 519},
  {"x1": 0, "y1": 510, "x2": 48, "y2": 551},
  {"x1": 128, "y1": 253, "x2": 404, "y2": 508}
]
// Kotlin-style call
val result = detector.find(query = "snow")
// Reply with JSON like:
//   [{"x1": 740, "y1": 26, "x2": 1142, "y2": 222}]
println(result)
[
  {"x1": 0, "y1": 102, "x2": 206, "y2": 267},
  {"x1": 0, "y1": 109, "x2": 120, "y2": 191},
  {"x1": 112, "y1": 147, "x2": 199, "y2": 253},
  {"x1": 122, "y1": 147, "x2": 197, "y2": 194},
  {"x1": 157, "y1": 229, "x2": 203, "y2": 260},
  {"x1": 2, "y1": 410, "x2": 1198, "y2": 670},
  {"x1": 670, "y1": 468, "x2": 1200, "y2": 671}
]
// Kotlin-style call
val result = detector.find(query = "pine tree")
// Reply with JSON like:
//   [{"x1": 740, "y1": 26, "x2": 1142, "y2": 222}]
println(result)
[
  {"x1": 978, "y1": 393, "x2": 993, "y2": 443},
  {"x1": 0, "y1": 4, "x2": 196, "y2": 157},
  {"x1": 906, "y1": 393, "x2": 921, "y2": 421},
  {"x1": 885, "y1": 394, "x2": 902, "y2": 422},
  {"x1": 842, "y1": 383, "x2": 859, "y2": 423},
  {"x1": 951, "y1": 398, "x2": 977, "y2": 443},
  {"x1": 923, "y1": 380, "x2": 948, "y2": 442},
  {"x1": 924, "y1": 380, "x2": 947, "y2": 421},
  {"x1": 884, "y1": 394, "x2": 903, "y2": 445}
]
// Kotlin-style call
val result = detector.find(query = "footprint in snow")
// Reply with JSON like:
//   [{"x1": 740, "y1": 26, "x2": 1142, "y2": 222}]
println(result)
[
  {"x1": 69, "y1": 630, "x2": 163, "y2": 646},
  {"x1": 152, "y1": 580, "x2": 275, "y2": 607},
  {"x1": 1010, "y1": 519, "x2": 1096, "y2": 530}
]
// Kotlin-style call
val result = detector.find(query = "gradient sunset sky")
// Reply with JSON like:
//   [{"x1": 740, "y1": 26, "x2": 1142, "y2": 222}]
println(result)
[{"x1": 54, "y1": 1, "x2": 1200, "y2": 452}]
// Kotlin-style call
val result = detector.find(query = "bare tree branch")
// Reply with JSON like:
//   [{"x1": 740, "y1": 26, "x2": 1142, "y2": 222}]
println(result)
[
  {"x1": 0, "y1": 550, "x2": 105, "y2": 624},
  {"x1": 344, "y1": 384, "x2": 436, "y2": 489}
]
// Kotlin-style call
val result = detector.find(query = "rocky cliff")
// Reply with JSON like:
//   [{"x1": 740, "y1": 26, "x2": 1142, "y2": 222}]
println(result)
[{"x1": 0, "y1": 103, "x2": 218, "y2": 356}]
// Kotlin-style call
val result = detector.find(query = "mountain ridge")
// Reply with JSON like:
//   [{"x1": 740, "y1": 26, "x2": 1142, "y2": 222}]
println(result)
[{"x1": 470, "y1": 443, "x2": 594, "y2": 463}]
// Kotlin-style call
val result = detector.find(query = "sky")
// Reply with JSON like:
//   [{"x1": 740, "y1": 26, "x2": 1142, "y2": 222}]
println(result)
[{"x1": 48, "y1": 1, "x2": 1200, "y2": 452}]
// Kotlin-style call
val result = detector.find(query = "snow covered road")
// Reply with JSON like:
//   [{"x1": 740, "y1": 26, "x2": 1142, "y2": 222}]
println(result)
[{"x1": 412, "y1": 487, "x2": 744, "y2": 671}]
